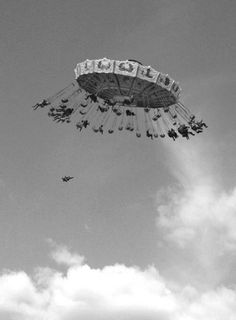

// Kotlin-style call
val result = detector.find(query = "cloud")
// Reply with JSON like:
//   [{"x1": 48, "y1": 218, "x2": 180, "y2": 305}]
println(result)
[
  {"x1": 48, "y1": 239, "x2": 85, "y2": 267},
  {"x1": 0, "y1": 271, "x2": 48, "y2": 320},
  {"x1": 156, "y1": 138, "x2": 236, "y2": 250},
  {"x1": 154, "y1": 136, "x2": 236, "y2": 288},
  {"x1": 0, "y1": 246, "x2": 236, "y2": 320}
]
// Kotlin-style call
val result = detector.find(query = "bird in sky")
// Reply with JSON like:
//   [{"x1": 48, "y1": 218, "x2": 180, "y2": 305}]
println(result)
[{"x1": 61, "y1": 176, "x2": 74, "y2": 182}]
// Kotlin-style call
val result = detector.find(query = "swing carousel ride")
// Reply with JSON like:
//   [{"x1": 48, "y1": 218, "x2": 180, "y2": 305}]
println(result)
[{"x1": 33, "y1": 58, "x2": 207, "y2": 140}]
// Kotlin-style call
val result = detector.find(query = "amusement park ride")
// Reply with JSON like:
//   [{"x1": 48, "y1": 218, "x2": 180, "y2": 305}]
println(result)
[{"x1": 33, "y1": 58, "x2": 207, "y2": 140}]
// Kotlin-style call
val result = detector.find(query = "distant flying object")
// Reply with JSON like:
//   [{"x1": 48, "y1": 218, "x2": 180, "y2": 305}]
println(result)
[{"x1": 62, "y1": 176, "x2": 74, "y2": 182}]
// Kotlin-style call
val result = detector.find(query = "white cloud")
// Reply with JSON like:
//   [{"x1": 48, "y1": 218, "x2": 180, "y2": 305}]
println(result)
[
  {"x1": 154, "y1": 137, "x2": 236, "y2": 288},
  {"x1": 48, "y1": 239, "x2": 85, "y2": 267},
  {"x1": 0, "y1": 271, "x2": 48, "y2": 320},
  {"x1": 179, "y1": 287, "x2": 236, "y2": 320},
  {"x1": 156, "y1": 139, "x2": 236, "y2": 251},
  {"x1": 0, "y1": 249, "x2": 236, "y2": 320}
]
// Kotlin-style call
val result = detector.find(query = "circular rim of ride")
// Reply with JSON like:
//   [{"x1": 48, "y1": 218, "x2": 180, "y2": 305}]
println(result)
[{"x1": 74, "y1": 57, "x2": 181, "y2": 109}]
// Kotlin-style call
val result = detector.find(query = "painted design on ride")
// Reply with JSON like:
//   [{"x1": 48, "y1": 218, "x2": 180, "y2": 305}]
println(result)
[
  {"x1": 137, "y1": 65, "x2": 159, "y2": 83},
  {"x1": 80, "y1": 59, "x2": 94, "y2": 74},
  {"x1": 94, "y1": 58, "x2": 114, "y2": 73},
  {"x1": 115, "y1": 60, "x2": 138, "y2": 77}
]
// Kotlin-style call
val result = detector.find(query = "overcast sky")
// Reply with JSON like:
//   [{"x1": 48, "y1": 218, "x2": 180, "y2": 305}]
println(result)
[{"x1": 0, "y1": 0, "x2": 236, "y2": 319}]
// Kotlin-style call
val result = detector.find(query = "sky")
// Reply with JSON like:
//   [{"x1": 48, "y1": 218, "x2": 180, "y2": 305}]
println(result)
[{"x1": 0, "y1": 0, "x2": 236, "y2": 319}]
